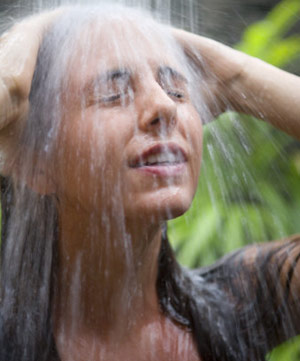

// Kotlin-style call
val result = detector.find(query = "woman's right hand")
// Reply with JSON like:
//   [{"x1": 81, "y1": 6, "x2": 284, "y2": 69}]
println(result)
[{"x1": 0, "y1": 9, "x2": 63, "y2": 173}]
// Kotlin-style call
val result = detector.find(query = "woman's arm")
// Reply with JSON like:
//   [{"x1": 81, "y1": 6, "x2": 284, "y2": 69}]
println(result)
[
  {"x1": 175, "y1": 29, "x2": 300, "y2": 139},
  {"x1": 0, "y1": 10, "x2": 62, "y2": 173}
]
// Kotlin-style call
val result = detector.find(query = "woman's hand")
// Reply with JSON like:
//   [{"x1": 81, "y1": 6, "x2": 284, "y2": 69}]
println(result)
[
  {"x1": 175, "y1": 29, "x2": 300, "y2": 139},
  {"x1": 0, "y1": 9, "x2": 63, "y2": 173},
  {"x1": 174, "y1": 29, "x2": 249, "y2": 118}
]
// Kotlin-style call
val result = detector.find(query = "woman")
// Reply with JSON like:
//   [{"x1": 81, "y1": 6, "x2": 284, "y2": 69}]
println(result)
[{"x1": 0, "y1": 5, "x2": 300, "y2": 361}]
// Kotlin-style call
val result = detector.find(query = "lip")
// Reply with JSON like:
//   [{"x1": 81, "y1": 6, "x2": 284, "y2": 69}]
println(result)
[
  {"x1": 128, "y1": 142, "x2": 188, "y2": 177},
  {"x1": 135, "y1": 163, "x2": 186, "y2": 177}
]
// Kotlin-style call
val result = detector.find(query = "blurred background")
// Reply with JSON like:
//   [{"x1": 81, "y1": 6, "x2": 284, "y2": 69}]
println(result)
[{"x1": 0, "y1": 0, "x2": 300, "y2": 359}]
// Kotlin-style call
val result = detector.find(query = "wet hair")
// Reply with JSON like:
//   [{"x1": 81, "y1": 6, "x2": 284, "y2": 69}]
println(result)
[
  {"x1": 0, "y1": 182, "x2": 249, "y2": 361},
  {"x1": 0, "y1": 7, "x2": 248, "y2": 361}
]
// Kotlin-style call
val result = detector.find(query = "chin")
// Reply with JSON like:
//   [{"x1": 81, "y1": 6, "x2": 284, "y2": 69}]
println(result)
[{"x1": 126, "y1": 186, "x2": 194, "y2": 222}]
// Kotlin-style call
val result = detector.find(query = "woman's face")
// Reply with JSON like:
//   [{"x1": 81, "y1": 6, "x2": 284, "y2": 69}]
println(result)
[{"x1": 54, "y1": 18, "x2": 203, "y2": 222}]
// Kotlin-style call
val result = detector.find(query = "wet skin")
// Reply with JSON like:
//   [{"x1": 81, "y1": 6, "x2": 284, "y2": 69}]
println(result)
[{"x1": 54, "y1": 20, "x2": 203, "y2": 223}]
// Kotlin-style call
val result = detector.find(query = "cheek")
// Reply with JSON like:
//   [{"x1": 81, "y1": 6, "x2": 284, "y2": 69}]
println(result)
[
  {"x1": 54, "y1": 110, "x2": 133, "y2": 206},
  {"x1": 179, "y1": 105, "x2": 203, "y2": 171},
  {"x1": 192, "y1": 123, "x2": 203, "y2": 177}
]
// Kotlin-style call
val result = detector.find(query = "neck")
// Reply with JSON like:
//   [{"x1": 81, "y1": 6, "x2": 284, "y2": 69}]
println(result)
[{"x1": 53, "y1": 201, "x2": 163, "y2": 343}]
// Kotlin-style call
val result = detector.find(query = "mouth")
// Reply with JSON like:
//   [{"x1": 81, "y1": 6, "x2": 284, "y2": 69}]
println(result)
[{"x1": 128, "y1": 143, "x2": 187, "y2": 176}]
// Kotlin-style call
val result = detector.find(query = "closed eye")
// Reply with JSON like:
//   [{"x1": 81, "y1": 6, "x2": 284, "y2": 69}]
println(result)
[
  {"x1": 101, "y1": 94, "x2": 122, "y2": 103},
  {"x1": 84, "y1": 68, "x2": 132, "y2": 107},
  {"x1": 167, "y1": 90, "x2": 185, "y2": 99},
  {"x1": 85, "y1": 92, "x2": 128, "y2": 107}
]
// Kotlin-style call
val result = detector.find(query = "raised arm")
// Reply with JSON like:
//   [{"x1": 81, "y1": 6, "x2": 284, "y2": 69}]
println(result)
[
  {"x1": 175, "y1": 29, "x2": 300, "y2": 139},
  {"x1": 0, "y1": 10, "x2": 62, "y2": 174}
]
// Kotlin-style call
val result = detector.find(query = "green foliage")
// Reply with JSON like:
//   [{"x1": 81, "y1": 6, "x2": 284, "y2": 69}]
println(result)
[
  {"x1": 237, "y1": 0, "x2": 300, "y2": 67},
  {"x1": 168, "y1": 0, "x2": 300, "y2": 359},
  {"x1": 269, "y1": 336, "x2": 300, "y2": 361}
]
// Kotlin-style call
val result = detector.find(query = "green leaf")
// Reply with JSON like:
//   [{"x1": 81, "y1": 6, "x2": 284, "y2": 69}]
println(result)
[
  {"x1": 268, "y1": 335, "x2": 300, "y2": 361},
  {"x1": 267, "y1": 0, "x2": 300, "y2": 39},
  {"x1": 236, "y1": 0, "x2": 300, "y2": 62},
  {"x1": 264, "y1": 36, "x2": 300, "y2": 67}
]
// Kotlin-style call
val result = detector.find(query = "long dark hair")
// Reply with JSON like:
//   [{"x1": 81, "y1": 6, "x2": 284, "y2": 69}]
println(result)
[
  {"x1": 0, "y1": 178, "x2": 249, "y2": 361},
  {"x1": 0, "y1": 10, "x2": 68, "y2": 359},
  {"x1": 0, "y1": 179, "x2": 247, "y2": 361},
  {"x1": 0, "y1": 7, "x2": 248, "y2": 361}
]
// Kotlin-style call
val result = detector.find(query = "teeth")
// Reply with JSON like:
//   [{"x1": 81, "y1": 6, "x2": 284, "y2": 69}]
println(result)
[{"x1": 144, "y1": 152, "x2": 179, "y2": 165}]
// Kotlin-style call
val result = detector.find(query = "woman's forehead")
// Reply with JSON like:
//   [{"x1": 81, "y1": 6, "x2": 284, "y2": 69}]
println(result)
[{"x1": 68, "y1": 18, "x2": 185, "y2": 84}]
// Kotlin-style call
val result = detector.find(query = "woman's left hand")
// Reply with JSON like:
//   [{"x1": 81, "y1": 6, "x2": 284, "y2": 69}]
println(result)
[{"x1": 174, "y1": 28, "x2": 300, "y2": 140}]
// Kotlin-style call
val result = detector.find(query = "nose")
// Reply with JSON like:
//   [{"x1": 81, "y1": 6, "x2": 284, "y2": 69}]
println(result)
[{"x1": 137, "y1": 81, "x2": 177, "y2": 135}]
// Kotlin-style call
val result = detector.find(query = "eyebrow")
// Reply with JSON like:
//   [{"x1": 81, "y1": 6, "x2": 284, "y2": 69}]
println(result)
[
  {"x1": 83, "y1": 65, "x2": 188, "y2": 94},
  {"x1": 158, "y1": 66, "x2": 188, "y2": 84},
  {"x1": 83, "y1": 69, "x2": 131, "y2": 93}
]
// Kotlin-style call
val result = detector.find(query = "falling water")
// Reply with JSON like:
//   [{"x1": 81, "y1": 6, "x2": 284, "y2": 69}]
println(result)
[{"x1": 0, "y1": 1, "x2": 300, "y2": 361}]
